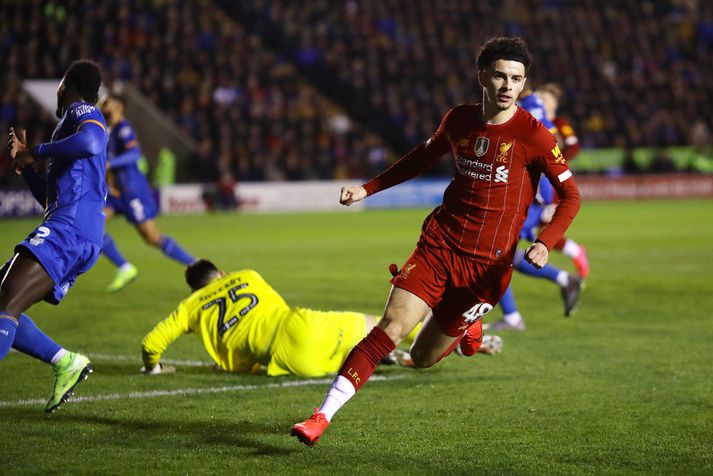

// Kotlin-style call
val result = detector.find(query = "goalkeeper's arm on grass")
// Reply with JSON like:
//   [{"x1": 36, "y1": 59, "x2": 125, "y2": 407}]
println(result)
[{"x1": 140, "y1": 303, "x2": 192, "y2": 375}]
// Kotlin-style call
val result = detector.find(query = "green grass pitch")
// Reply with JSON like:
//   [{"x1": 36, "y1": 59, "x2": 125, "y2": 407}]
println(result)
[{"x1": 1, "y1": 199, "x2": 712, "y2": 475}]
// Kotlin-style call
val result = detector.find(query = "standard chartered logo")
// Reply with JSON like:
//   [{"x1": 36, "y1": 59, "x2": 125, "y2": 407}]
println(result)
[
  {"x1": 456, "y1": 156, "x2": 509, "y2": 184},
  {"x1": 494, "y1": 165, "x2": 509, "y2": 183}
]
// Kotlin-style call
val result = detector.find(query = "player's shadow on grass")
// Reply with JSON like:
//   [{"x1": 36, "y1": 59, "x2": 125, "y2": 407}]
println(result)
[{"x1": 2, "y1": 408, "x2": 295, "y2": 456}]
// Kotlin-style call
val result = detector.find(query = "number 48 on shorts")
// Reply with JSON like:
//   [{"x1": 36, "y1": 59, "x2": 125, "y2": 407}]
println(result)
[{"x1": 463, "y1": 302, "x2": 493, "y2": 324}]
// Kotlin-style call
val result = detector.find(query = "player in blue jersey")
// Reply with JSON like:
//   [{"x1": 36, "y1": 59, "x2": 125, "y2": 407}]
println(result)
[
  {"x1": 100, "y1": 93, "x2": 195, "y2": 292},
  {"x1": 3, "y1": 60, "x2": 106, "y2": 412},
  {"x1": 485, "y1": 89, "x2": 583, "y2": 331}
]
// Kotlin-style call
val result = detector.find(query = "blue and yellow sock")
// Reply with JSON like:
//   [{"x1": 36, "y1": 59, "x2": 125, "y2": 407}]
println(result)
[
  {"x1": 0, "y1": 313, "x2": 19, "y2": 360},
  {"x1": 11, "y1": 314, "x2": 63, "y2": 364},
  {"x1": 160, "y1": 236, "x2": 194, "y2": 265}
]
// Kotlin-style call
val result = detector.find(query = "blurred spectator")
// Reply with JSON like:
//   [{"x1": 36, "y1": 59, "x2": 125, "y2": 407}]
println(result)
[
  {"x1": 621, "y1": 148, "x2": 641, "y2": 174},
  {"x1": 650, "y1": 149, "x2": 677, "y2": 173}
]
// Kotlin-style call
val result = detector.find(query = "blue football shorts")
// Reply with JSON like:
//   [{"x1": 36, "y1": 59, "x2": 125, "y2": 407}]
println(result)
[
  {"x1": 9, "y1": 220, "x2": 102, "y2": 304},
  {"x1": 105, "y1": 192, "x2": 158, "y2": 225}
]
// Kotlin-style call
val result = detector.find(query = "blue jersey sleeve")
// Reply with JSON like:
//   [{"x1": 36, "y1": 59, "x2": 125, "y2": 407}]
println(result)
[
  {"x1": 35, "y1": 105, "x2": 107, "y2": 161},
  {"x1": 20, "y1": 165, "x2": 48, "y2": 205},
  {"x1": 116, "y1": 122, "x2": 138, "y2": 149},
  {"x1": 108, "y1": 147, "x2": 141, "y2": 169},
  {"x1": 108, "y1": 122, "x2": 141, "y2": 169}
]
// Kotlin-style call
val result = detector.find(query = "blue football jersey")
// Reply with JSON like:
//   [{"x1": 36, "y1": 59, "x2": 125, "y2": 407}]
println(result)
[
  {"x1": 42, "y1": 102, "x2": 108, "y2": 244},
  {"x1": 519, "y1": 93, "x2": 555, "y2": 131},
  {"x1": 519, "y1": 93, "x2": 557, "y2": 207},
  {"x1": 107, "y1": 118, "x2": 153, "y2": 200}
]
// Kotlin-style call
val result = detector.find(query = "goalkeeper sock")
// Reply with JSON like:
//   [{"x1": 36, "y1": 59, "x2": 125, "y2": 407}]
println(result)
[
  {"x1": 11, "y1": 314, "x2": 63, "y2": 364},
  {"x1": 102, "y1": 233, "x2": 128, "y2": 267},
  {"x1": 160, "y1": 236, "x2": 195, "y2": 265},
  {"x1": 320, "y1": 326, "x2": 395, "y2": 421},
  {"x1": 0, "y1": 313, "x2": 18, "y2": 360}
]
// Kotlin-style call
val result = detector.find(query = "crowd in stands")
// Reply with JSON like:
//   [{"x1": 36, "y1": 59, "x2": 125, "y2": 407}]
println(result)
[
  {"x1": 228, "y1": 0, "x2": 711, "y2": 152},
  {"x1": 0, "y1": 0, "x2": 389, "y2": 184},
  {"x1": 1, "y1": 0, "x2": 711, "y2": 185}
]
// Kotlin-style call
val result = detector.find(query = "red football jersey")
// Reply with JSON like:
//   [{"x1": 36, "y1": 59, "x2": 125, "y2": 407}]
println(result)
[{"x1": 363, "y1": 104, "x2": 580, "y2": 264}]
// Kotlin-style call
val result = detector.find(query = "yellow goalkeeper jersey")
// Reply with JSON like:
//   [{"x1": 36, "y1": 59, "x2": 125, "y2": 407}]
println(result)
[{"x1": 142, "y1": 270, "x2": 292, "y2": 372}]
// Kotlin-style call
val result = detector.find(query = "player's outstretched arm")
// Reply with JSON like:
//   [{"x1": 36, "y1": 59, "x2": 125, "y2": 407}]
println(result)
[
  {"x1": 34, "y1": 122, "x2": 106, "y2": 161},
  {"x1": 532, "y1": 132, "x2": 581, "y2": 250},
  {"x1": 360, "y1": 137, "x2": 449, "y2": 198},
  {"x1": 339, "y1": 185, "x2": 367, "y2": 206},
  {"x1": 108, "y1": 147, "x2": 141, "y2": 169},
  {"x1": 140, "y1": 304, "x2": 192, "y2": 374}
]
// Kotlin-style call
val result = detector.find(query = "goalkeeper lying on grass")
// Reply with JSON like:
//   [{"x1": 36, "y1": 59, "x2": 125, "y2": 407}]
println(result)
[{"x1": 141, "y1": 260, "x2": 501, "y2": 377}]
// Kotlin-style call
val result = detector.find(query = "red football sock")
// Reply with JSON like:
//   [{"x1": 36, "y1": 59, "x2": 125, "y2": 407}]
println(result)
[
  {"x1": 554, "y1": 236, "x2": 567, "y2": 251},
  {"x1": 338, "y1": 326, "x2": 395, "y2": 391}
]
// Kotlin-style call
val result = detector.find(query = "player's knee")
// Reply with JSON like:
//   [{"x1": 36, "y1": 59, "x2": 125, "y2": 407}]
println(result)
[
  {"x1": 409, "y1": 345, "x2": 438, "y2": 369},
  {"x1": 0, "y1": 287, "x2": 26, "y2": 317},
  {"x1": 141, "y1": 231, "x2": 162, "y2": 246},
  {"x1": 378, "y1": 314, "x2": 412, "y2": 345}
]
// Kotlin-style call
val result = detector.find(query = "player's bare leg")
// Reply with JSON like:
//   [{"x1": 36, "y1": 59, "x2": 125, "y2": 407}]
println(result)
[
  {"x1": 378, "y1": 287, "x2": 431, "y2": 345},
  {"x1": 136, "y1": 219, "x2": 163, "y2": 247},
  {"x1": 103, "y1": 206, "x2": 139, "y2": 292},
  {"x1": 408, "y1": 311, "x2": 501, "y2": 364},
  {"x1": 408, "y1": 313, "x2": 461, "y2": 368},
  {"x1": 0, "y1": 254, "x2": 52, "y2": 358},
  {"x1": 0, "y1": 253, "x2": 93, "y2": 411},
  {"x1": 291, "y1": 287, "x2": 429, "y2": 446},
  {"x1": 137, "y1": 219, "x2": 195, "y2": 266},
  {"x1": 0, "y1": 253, "x2": 55, "y2": 318}
]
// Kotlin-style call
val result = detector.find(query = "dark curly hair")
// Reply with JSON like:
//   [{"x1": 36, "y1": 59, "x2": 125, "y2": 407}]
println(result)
[
  {"x1": 185, "y1": 259, "x2": 220, "y2": 291},
  {"x1": 476, "y1": 37, "x2": 533, "y2": 73},
  {"x1": 63, "y1": 59, "x2": 102, "y2": 104}
]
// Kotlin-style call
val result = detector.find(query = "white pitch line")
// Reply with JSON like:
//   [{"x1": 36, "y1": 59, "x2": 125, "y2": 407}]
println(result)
[{"x1": 0, "y1": 375, "x2": 402, "y2": 408}]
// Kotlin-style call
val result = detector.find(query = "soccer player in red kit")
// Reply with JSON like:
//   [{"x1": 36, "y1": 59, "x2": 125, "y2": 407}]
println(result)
[{"x1": 291, "y1": 37, "x2": 581, "y2": 446}]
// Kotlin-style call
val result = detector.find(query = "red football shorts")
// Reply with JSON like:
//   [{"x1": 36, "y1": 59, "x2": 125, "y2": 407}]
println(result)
[{"x1": 391, "y1": 229, "x2": 513, "y2": 336}]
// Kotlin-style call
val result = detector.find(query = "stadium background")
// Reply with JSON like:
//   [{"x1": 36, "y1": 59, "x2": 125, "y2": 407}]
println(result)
[
  {"x1": 0, "y1": 1, "x2": 712, "y2": 474},
  {"x1": 1, "y1": 0, "x2": 711, "y2": 189}
]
